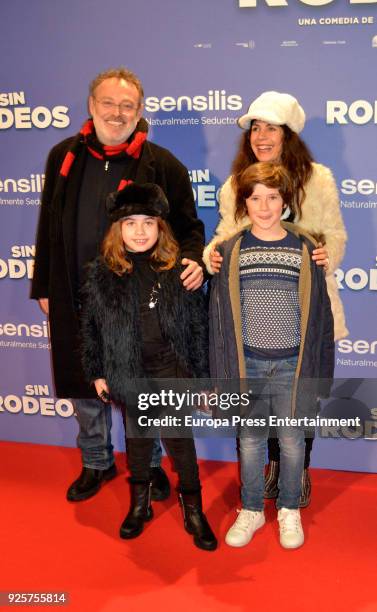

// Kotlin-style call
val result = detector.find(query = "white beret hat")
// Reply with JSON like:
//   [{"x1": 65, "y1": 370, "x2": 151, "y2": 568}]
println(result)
[{"x1": 237, "y1": 91, "x2": 306, "y2": 134}]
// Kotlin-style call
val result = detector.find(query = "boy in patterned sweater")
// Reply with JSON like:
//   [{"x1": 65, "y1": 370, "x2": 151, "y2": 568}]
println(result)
[{"x1": 210, "y1": 162, "x2": 334, "y2": 550}]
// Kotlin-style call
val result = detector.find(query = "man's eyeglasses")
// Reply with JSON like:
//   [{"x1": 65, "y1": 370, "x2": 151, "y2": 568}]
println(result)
[{"x1": 93, "y1": 98, "x2": 139, "y2": 114}]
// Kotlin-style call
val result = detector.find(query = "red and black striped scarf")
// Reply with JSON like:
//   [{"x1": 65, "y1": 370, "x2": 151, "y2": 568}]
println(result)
[
  {"x1": 51, "y1": 118, "x2": 148, "y2": 238},
  {"x1": 60, "y1": 117, "x2": 148, "y2": 180}
]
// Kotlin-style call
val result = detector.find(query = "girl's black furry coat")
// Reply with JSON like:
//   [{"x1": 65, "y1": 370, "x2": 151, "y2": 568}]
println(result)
[{"x1": 80, "y1": 257, "x2": 209, "y2": 404}]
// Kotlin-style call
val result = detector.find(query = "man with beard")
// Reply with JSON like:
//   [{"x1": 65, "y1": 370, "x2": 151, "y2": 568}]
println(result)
[{"x1": 31, "y1": 68, "x2": 205, "y2": 503}]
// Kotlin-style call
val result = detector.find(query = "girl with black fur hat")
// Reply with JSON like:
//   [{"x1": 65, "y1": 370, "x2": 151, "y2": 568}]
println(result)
[{"x1": 80, "y1": 182, "x2": 217, "y2": 551}]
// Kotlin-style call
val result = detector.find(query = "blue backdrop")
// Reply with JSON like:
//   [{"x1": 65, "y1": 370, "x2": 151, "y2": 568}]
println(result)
[{"x1": 1, "y1": 0, "x2": 377, "y2": 471}]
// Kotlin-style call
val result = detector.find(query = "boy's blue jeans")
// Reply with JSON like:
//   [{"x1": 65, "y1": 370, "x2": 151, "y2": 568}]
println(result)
[
  {"x1": 73, "y1": 399, "x2": 162, "y2": 470},
  {"x1": 240, "y1": 355, "x2": 305, "y2": 511}
]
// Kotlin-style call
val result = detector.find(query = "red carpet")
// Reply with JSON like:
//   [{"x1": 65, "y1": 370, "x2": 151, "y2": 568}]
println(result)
[{"x1": 1, "y1": 441, "x2": 376, "y2": 612}]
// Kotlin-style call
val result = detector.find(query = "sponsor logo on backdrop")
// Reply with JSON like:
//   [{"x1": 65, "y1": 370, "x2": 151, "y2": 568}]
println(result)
[
  {"x1": 239, "y1": 0, "x2": 377, "y2": 7},
  {"x1": 189, "y1": 169, "x2": 220, "y2": 208},
  {"x1": 337, "y1": 339, "x2": 377, "y2": 368},
  {"x1": 0, "y1": 384, "x2": 74, "y2": 418},
  {"x1": 193, "y1": 43, "x2": 212, "y2": 48},
  {"x1": 144, "y1": 90, "x2": 243, "y2": 127},
  {"x1": 280, "y1": 40, "x2": 299, "y2": 46},
  {"x1": 341, "y1": 199, "x2": 377, "y2": 209},
  {"x1": 235, "y1": 40, "x2": 256, "y2": 48},
  {"x1": 372, "y1": 34, "x2": 377, "y2": 46},
  {"x1": 341, "y1": 178, "x2": 377, "y2": 195},
  {"x1": 335, "y1": 258, "x2": 377, "y2": 291},
  {"x1": 0, "y1": 320, "x2": 50, "y2": 350},
  {"x1": 340, "y1": 178, "x2": 377, "y2": 209},
  {"x1": 327, "y1": 100, "x2": 377, "y2": 124},
  {"x1": 0, "y1": 91, "x2": 70, "y2": 130},
  {"x1": 0, "y1": 174, "x2": 44, "y2": 207},
  {"x1": 0, "y1": 245, "x2": 34, "y2": 280},
  {"x1": 145, "y1": 90, "x2": 242, "y2": 113}
]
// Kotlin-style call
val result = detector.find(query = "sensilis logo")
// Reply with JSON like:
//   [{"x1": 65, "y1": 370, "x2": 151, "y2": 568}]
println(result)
[
  {"x1": 0, "y1": 91, "x2": 70, "y2": 130},
  {"x1": 338, "y1": 339, "x2": 377, "y2": 355},
  {"x1": 0, "y1": 320, "x2": 49, "y2": 339},
  {"x1": 144, "y1": 90, "x2": 242, "y2": 113},
  {"x1": 341, "y1": 178, "x2": 377, "y2": 195},
  {"x1": 0, "y1": 174, "x2": 45, "y2": 194}
]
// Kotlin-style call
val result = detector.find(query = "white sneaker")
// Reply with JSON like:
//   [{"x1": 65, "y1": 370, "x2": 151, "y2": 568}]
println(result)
[
  {"x1": 277, "y1": 507, "x2": 304, "y2": 549},
  {"x1": 225, "y1": 509, "x2": 265, "y2": 547}
]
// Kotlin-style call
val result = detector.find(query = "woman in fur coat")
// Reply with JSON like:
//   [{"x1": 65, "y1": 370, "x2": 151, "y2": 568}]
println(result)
[
  {"x1": 203, "y1": 91, "x2": 347, "y2": 508},
  {"x1": 80, "y1": 182, "x2": 217, "y2": 551}
]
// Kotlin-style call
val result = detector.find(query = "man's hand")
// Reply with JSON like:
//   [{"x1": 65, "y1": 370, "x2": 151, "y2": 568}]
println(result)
[
  {"x1": 38, "y1": 298, "x2": 49, "y2": 315},
  {"x1": 209, "y1": 248, "x2": 223, "y2": 274},
  {"x1": 180, "y1": 258, "x2": 204, "y2": 290},
  {"x1": 94, "y1": 378, "x2": 110, "y2": 403},
  {"x1": 312, "y1": 243, "x2": 330, "y2": 272}
]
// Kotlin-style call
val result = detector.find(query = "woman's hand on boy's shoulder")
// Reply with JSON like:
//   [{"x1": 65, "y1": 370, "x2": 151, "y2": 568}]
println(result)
[
  {"x1": 180, "y1": 258, "x2": 204, "y2": 291},
  {"x1": 209, "y1": 248, "x2": 223, "y2": 274},
  {"x1": 312, "y1": 243, "x2": 330, "y2": 272}
]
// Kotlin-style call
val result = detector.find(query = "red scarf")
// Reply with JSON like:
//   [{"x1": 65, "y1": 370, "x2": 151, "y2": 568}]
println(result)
[{"x1": 60, "y1": 118, "x2": 148, "y2": 188}]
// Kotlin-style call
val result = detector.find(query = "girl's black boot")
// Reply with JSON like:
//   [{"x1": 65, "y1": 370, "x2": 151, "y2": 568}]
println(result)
[
  {"x1": 120, "y1": 481, "x2": 153, "y2": 539},
  {"x1": 179, "y1": 490, "x2": 217, "y2": 551}
]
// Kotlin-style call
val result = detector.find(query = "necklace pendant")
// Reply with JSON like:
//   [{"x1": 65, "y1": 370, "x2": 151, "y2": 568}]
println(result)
[{"x1": 148, "y1": 280, "x2": 160, "y2": 309}]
